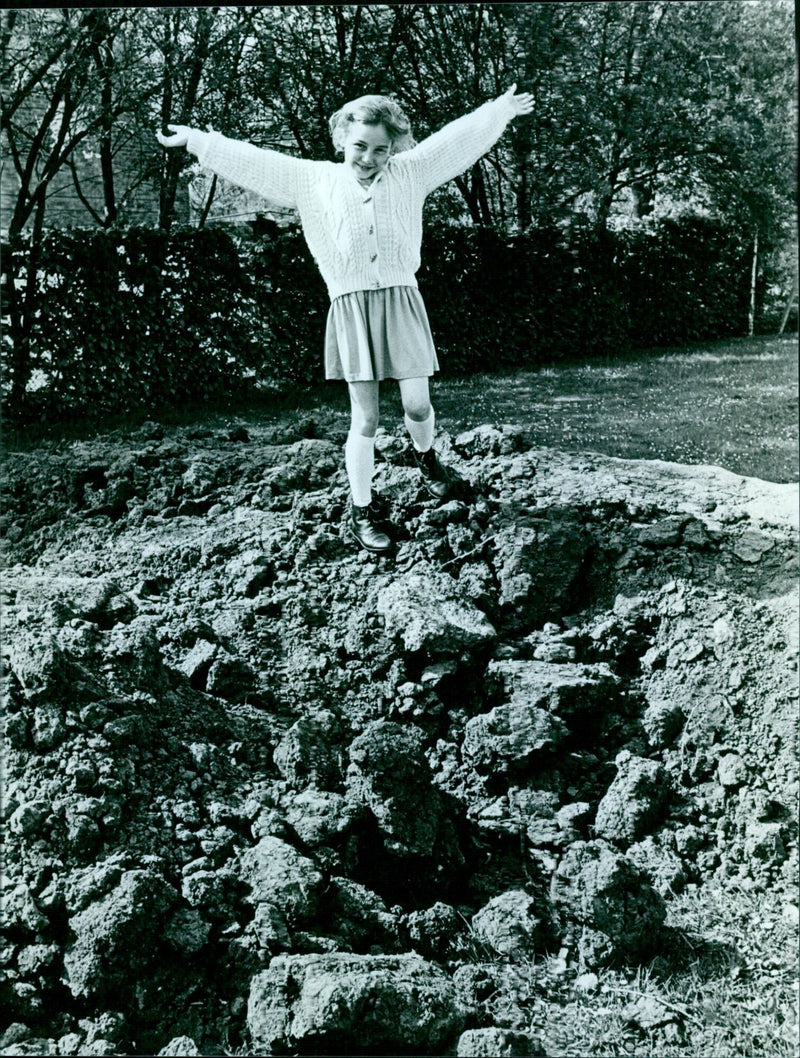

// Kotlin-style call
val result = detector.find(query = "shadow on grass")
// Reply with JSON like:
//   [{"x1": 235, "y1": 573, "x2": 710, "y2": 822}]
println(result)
[
  {"x1": 647, "y1": 925, "x2": 744, "y2": 985},
  {"x1": 6, "y1": 336, "x2": 797, "y2": 482},
  {"x1": 2, "y1": 381, "x2": 348, "y2": 453}
]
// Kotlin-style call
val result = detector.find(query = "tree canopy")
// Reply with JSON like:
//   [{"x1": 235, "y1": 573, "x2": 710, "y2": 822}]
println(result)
[{"x1": 1, "y1": 2, "x2": 795, "y2": 238}]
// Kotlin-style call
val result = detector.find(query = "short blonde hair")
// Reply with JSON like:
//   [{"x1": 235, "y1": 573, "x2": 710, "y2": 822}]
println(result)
[{"x1": 329, "y1": 95, "x2": 415, "y2": 154}]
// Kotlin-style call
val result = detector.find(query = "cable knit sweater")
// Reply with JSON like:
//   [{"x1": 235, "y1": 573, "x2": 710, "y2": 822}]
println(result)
[{"x1": 186, "y1": 96, "x2": 517, "y2": 301}]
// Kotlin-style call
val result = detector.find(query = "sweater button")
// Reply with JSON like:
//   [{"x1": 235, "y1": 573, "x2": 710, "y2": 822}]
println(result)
[
  {"x1": 363, "y1": 196, "x2": 372, "y2": 204},
  {"x1": 370, "y1": 254, "x2": 378, "y2": 262}
]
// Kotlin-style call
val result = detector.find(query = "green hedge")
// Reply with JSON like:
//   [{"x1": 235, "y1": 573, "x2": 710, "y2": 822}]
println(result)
[
  {"x1": 239, "y1": 230, "x2": 328, "y2": 387},
  {"x1": 618, "y1": 217, "x2": 752, "y2": 347},
  {"x1": 2, "y1": 227, "x2": 270, "y2": 427},
  {"x1": 417, "y1": 218, "x2": 752, "y2": 372},
  {"x1": 0, "y1": 216, "x2": 768, "y2": 430}
]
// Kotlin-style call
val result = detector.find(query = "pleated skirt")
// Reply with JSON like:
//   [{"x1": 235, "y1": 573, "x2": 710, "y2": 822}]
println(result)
[{"x1": 324, "y1": 285, "x2": 439, "y2": 382}]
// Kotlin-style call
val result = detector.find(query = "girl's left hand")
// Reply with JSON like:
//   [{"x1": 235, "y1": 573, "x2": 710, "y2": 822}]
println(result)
[{"x1": 503, "y1": 83, "x2": 534, "y2": 116}]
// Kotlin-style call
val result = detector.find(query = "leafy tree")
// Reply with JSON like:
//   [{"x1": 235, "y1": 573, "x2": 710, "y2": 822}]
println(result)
[
  {"x1": 2, "y1": 8, "x2": 124, "y2": 239},
  {"x1": 64, "y1": 8, "x2": 168, "y2": 228},
  {"x1": 688, "y1": 0, "x2": 795, "y2": 244},
  {"x1": 511, "y1": 0, "x2": 795, "y2": 235},
  {"x1": 4, "y1": 3, "x2": 793, "y2": 237},
  {"x1": 147, "y1": 6, "x2": 218, "y2": 229},
  {"x1": 2, "y1": 2, "x2": 795, "y2": 415},
  {"x1": 236, "y1": 5, "x2": 417, "y2": 159},
  {"x1": 1, "y1": 8, "x2": 144, "y2": 405},
  {"x1": 397, "y1": 4, "x2": 513, "y2": 225}
]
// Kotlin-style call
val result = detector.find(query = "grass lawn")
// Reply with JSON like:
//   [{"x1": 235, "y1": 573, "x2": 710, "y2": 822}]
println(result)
[
  {"x1": 266, "y1": 334, "x2": 798, "y2": 484},
  {"x1": 10, "y1": 335, "x2": 798, "y2": 485},
  {"x1": 428, "y1": 335, "x2": 798, "y2": 484}
]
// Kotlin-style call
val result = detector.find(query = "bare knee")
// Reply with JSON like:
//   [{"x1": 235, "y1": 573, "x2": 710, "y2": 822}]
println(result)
[
  {"x1": 347, "y1": 381, "x2": 380, "y2": 436},
  {"x1": 399, "y1": 378, "x2": 432, "y2": 422},
  {"x1": 403, "y1": 400, "x2": 431, "y2": 422},
  {"x1": 351, "y1": 408, "x2": 379, "y2": 436}
]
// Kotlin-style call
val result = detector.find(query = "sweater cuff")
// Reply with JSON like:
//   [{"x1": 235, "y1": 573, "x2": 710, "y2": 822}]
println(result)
[
  {"x1": 186, "y1": 128, "x2": 213, "y2": 162},
  {"x1": 494, "y1": 94, "x2": 518, "y2": 124}
]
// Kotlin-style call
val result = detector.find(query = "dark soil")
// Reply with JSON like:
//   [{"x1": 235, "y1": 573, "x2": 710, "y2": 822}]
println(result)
[{"x1": 1, "y1": 414, "x2": 797, "y2": 1057}]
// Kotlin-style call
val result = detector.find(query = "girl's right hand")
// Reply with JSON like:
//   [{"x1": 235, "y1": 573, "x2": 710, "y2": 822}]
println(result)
[{"x1": 156, "y1": 123, "x2": 191, "y2": 149}]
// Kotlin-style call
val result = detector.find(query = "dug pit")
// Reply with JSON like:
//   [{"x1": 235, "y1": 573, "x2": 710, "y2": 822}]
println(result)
[{"x1": 1, "y1": 418, "x2": 797, "y2": 1056}]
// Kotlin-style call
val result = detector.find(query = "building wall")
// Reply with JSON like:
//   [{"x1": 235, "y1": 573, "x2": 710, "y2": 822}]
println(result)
[{"x1": 1, "y1": 98, "x2": 186, "y2": 235}]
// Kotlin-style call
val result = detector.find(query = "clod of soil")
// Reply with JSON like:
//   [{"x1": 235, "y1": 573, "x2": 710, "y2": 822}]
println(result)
[{"x1": 1, "y1": 418, "x2": 797, "y2": 1057}]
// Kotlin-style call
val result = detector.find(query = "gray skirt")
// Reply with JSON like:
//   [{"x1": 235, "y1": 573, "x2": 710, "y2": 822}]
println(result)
[{"x1": 324, "y1": 285, "x2": 440, "y2": 382}]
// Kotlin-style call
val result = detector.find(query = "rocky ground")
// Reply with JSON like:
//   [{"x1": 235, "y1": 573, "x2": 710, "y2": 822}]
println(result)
[{"x1": 1, "y1": 413, "x2": 797, "y2": 1057}]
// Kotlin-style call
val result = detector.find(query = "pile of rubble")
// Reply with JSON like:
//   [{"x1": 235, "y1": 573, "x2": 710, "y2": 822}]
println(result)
[{"x1": 1, "y1": 418, "x2": 796, "y2": 1056}]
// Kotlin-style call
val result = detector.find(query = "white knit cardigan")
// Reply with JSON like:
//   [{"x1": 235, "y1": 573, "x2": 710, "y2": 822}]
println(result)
[{"x1": 186, "y1": 96, "x2": 517, "y2": 301}]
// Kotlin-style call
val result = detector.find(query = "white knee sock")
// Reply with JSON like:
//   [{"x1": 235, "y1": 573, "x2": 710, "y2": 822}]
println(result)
[
  {"x1": 405, "y1": 408, "x2": 435, "y2": 453},
  {"x1": 345, "y1": 430, "x2": 375, "y2": 507}
]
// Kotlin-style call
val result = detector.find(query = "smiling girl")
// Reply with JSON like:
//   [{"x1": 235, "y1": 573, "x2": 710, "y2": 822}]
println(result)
[{"x1": 158, "y1": 85, "x2": 533, "y2": 555}]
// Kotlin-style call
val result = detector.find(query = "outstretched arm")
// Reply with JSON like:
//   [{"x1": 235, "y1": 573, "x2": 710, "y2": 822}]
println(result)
[
  {"x1": 156, "y1": 123, "x2": 313, "y2": 210},
  {"x1": 401, "y1": 84, "x2": 534, "y2": 195}
]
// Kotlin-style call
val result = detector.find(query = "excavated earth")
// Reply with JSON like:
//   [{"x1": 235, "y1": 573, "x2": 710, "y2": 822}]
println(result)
[{"x1": 1, "y1": 415, "x2": 798, "y2": 1057}]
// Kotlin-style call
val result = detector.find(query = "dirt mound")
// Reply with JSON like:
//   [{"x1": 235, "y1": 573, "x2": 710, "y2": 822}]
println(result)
[{"x1": 1, "y1": 418, "x2": 797, "y2": 1056}]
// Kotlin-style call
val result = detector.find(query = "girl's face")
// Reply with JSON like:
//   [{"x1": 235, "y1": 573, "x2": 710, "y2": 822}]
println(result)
[{"x1": 342, "y1": 120, "x2": 392, "y2": 182}]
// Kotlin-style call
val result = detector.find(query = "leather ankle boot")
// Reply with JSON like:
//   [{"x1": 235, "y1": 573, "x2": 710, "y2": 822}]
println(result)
[
  {"x1": 350, "y1": 501, "x2": 392, "y2": 554},
  {"x1": 411, "y1": 446, "x2": 458, "y2": 500}
]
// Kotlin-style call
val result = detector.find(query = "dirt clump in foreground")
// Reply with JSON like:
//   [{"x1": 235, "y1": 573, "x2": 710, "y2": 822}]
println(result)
[{"x1": 1, "y1": 417, "x2": 797, "y2": 1057}]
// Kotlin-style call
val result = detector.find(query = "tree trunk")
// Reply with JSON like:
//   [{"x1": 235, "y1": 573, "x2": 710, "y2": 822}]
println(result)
[
  {"x1": 748, "y1": 229, "x2": 758, "y2": 337},
  {"x1": 198, "y1": 174, "x2": 218, "y2": 229},
  {"x1": 516, "y1": 159, "x2": 529, "y2": 231},
  {"x1": 454, "y1": 173, "x2": 484, "y2": 226},
  {"x1": 6, "y1": 189, "x2": 47, "y2": 414},
  {"x1": 98, "y1": 37, "x2": 117, "y2": 225},
  {"x1": 777, "y1": 273, "x2": 798, "y2": 335},
  {"x1": 158, "y1": 12, "x2": 178, "y2": 229},
  {"x1": 159, "y1": 8, "x2": 215, "y2": 228}
]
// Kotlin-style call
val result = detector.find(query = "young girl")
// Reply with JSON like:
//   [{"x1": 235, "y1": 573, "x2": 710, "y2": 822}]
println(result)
[{"x1": 157, "y1": 84, "x2": 533, "y2": 555}]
